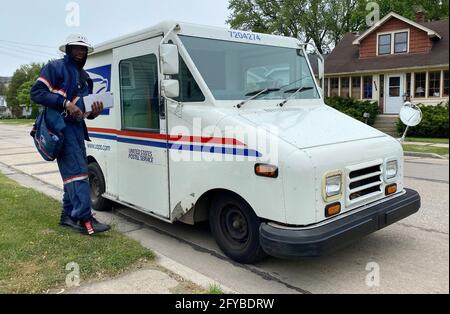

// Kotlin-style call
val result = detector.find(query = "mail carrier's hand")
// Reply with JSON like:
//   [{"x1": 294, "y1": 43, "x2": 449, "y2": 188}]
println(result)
[
  {"x1": 66, "y1": 97, "x2": 83, "y2": 120},
  {"x1": 87, "y1": 101, "x2": 104, "y2": 120}
]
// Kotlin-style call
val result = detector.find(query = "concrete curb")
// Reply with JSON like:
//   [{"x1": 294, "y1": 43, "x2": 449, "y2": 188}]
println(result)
[
  {"x1": 404, "y1": 152, "x2": 448, "y2": 160},
  {"x1": 0, "y1": 162, "x2": 236, "y2": 295},
  {"x1": 156, "y1": 252, "x2": 235, "y2": 294}
]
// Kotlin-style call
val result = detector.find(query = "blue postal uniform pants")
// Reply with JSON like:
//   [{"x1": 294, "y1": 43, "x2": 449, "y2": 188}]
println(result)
[
  {"x1": 58, "y1": 121, "x2": 91, "y2": 221},
  {"x1": 58, "y1": 80, "x2": 91, "y2": 221}
]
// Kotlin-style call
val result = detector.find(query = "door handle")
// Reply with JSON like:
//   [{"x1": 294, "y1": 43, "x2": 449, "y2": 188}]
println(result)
[{"x1": 159, "y1": 96, "x2": 166, "y2": 119}]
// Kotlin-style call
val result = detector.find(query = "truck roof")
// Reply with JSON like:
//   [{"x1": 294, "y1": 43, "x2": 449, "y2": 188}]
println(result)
[{"x1": 91, "y1": 21, "x2": 302, "y2": 55}]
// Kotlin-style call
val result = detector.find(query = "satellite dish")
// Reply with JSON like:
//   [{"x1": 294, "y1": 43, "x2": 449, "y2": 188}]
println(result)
[
  {"x1": 399, "y1": 102, "x2": 423, "y2": 142},
  {"x1": 400, "y1": 102, "x2": 422, "y2": 127}
]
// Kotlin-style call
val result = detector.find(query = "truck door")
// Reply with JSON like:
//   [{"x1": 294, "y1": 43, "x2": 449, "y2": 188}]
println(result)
[{"x1": 112, "y1": 37, "x2": 170, "y2": 218}]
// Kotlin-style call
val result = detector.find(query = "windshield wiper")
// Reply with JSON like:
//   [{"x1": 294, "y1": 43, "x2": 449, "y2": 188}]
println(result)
[
  {"x1": 278, "y1": 75, "x2": 309, "y2": 91},
  {"x1": 278, "y1": 86, "x2": 314, "y2": 107},
  {"x1": 237, "y1": 88, "x2": 281, "y2": 109}
]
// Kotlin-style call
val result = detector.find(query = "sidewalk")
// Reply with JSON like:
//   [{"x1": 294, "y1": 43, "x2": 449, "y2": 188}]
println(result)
[
  {"x1": 402, "y1": 141, "x2": 449, "y2": 159},
  {"x1": 0, "y1": 125, "x2": 232, "y2": 294},
  {"x1": 403, "y1": 141, "x2": 449, "y2": 148}
]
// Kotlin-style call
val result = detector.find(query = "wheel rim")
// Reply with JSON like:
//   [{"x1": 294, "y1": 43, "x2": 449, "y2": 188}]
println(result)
[
  {"x1": 220, "y1": 205, "x2": 249, "y2": 245},
  {"x1": 89, "y1": 173, "x2": 101, "y2": 204}
]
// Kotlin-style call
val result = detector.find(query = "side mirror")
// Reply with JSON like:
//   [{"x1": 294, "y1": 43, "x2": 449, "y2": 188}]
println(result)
[
  {"x1": 400, "y1": 102, "x2": 423, "y2": 127},
  {"x1": 161, "y1": 44, "x2": 179, "y2": 75},
  {"x1": 161, "y1": 79, "x2": 180, "y2": 99},
  {"x1": 399, "y1": 102, "x2": 423, "y2": 142}
]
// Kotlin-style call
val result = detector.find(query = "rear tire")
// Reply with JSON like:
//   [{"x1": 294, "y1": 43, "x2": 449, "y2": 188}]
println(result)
[
  {"x1": 209, "y1": 194, "x2": 267, "y2": 264},
  {"x1": 88, "y1": 162, "x2": 113, "y2": 212}
]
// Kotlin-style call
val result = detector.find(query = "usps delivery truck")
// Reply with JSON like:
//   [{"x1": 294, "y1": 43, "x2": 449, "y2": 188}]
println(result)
[{"x1": 84, "y1": 21, "x2": 421, "y2": 264}]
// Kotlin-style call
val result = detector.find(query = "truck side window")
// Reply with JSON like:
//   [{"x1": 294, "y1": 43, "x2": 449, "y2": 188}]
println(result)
[
  {"x1": 119, "y1": 54, "x2": 159, "y2": 131},
  {"x1": 173, "y1": 56, "x2": 205, "y2": 102}
]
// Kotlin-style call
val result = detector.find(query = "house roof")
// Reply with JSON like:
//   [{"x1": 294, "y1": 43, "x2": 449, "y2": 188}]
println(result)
[
  {"x1": 325, "y1": 19, "x2": 449, "y2": 75},
  {"x1": 352, "y1": 12, "x2": 442, "y2": 45},
  {"x1": 308, "y1": 53, "x2": 329, "y2": 76}
]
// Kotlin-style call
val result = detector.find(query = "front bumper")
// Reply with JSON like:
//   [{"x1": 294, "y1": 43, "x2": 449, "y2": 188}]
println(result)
[{"x1": 260, "y1": 188, "x2": 421, "y2": 259}]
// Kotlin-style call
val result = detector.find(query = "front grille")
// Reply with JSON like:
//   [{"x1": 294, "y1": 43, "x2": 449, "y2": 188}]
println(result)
[{"x1": 348, "y1": 164, "x2": 383, "y2": 202}]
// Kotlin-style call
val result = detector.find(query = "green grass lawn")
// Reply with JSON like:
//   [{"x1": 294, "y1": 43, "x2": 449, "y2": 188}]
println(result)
[
  {"x1": 0, "y1": 119, "x2": 35, "y2": 125},
  {"x1": 0, "y1": 173, "x2": 154, "y2": 293},
  {"x1": 405, "y1": 137, "x2": 449, "y2": 144},
  {"x1": 403, "y1": 144, "x2": 449, "y2": 156}
]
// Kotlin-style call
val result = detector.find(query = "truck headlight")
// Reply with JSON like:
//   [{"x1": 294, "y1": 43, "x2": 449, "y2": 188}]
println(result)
[
  {"x1": 325, "y1": 174, "x2": 342, "y2": 198},
  {"x1": 385, "y1": 160, "x2": 398, "y2": 179}
]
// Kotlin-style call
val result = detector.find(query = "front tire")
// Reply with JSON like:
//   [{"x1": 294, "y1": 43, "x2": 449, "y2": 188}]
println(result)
[
  {"x1": 88, "y1": 162, "x2": 113, "y2": 212},
  {"x1": 209, "y1": 194, "x2": 267, "y2": 264}
]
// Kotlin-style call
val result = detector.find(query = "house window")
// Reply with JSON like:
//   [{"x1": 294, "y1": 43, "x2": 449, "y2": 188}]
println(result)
[
  {"x1": 444, "y1": 70, "x2": 449, "y2": 97},
  {"x1": 363, "y1": 76, "x2": 373, "y2": 99},
  {"x1": 378, "y1": 34, "x2": 391, "y2": 55},
  {"x1": 429, "y1": 71, "x2": 441, "y2": 97},
  {"x1": 414, "y1": 72, "x2": 426, "y2": 98},
  {"x1": 406, "y1": 73, "x2": 412, "y2": 98},
  {"x1": 394, "y1": 32, "x2": 408, "y2": 54},
  {"x1": 378, "y1": 31, "x2": 409, "y2": 55},
  {"x1": 389, "y1": 77, "x2": 401, "y2": 97},
  {"x1": 380, "y1": 75, "x2": 385, "y2": 98},
  {"x1": 351, "y1": 77, "x2": 361, "y2": 99},
  {"x1": 330, "y1": 78, "x2": 339, "y2": 97},
  {"x1": 341, "y1": 77, "x2": 350, "y2": 98}
]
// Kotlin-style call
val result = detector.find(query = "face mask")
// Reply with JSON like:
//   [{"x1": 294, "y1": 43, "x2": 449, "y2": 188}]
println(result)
[{"x1": 66, "y1": 46, "x2": 88, "y2": 68}]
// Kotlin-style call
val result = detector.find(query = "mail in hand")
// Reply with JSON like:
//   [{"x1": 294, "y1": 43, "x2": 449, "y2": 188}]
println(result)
[{"x1": 83, "y1": 92, "x2": 114, "y2": 112}]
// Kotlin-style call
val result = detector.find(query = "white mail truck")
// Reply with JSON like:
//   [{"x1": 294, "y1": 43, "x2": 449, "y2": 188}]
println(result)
[{"x1": 85, "y1": 21, "x2": 421, "y2": 264}]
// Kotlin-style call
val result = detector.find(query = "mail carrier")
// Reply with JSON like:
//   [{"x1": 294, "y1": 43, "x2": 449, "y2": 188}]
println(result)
[{"x1": 84, "y1": 21, "x2": 421, "y2": 264}]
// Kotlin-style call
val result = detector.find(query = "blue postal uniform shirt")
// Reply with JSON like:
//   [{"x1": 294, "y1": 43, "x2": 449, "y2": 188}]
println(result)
[{"x1": 31, "y1": 55, "x2": 94, "y2": 221}]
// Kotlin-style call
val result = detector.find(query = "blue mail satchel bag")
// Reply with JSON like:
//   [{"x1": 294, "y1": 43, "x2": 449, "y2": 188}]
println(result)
[{"x1": 30, "y1": 108, "x2": 65, "y2": 162}]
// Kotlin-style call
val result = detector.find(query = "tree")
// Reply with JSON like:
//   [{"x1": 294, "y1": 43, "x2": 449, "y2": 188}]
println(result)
[
  {"x1": 6, "y1": 63, "x2": 43, "y2": 117},
  {"x1": 227, "y1": 0, "x2": 449, "y2": 53},
  {"x1": 228, "y1": 0, "x2": 368, "y2": 53},
  {"x1": 16, "y1": 80, "x2": 33, "y2": 106},
  {"x1": 17, "y1": 80, "x2": 41, "y2": 119},
  {"x1": 0, "y1": 82, "x2": 7, "y2": 96},
  {"x1": 374, "y1": 0, "x2": 449, "y2": 22}
]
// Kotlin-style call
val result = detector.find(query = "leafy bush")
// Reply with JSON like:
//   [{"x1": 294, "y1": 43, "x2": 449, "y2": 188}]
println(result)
[
  {"x1": 396, "y1": 101, "x2": 449, "y2": 138},
  {"x1": 325, "y1": 97, "x2": 379, "y2": 126},
  {"x1": 30, "y1": 104, "x2": 40, "y2": 119}
]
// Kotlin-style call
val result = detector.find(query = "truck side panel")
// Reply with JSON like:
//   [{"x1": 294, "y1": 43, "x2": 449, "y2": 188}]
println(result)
[{"x1": 85, "y1": 51, "x2": 119, "y2": 197}]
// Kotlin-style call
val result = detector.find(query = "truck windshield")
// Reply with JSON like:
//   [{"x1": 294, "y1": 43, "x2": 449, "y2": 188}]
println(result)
[{"x1": 179, "y1": 35, "x2": 320, "y2": 101}]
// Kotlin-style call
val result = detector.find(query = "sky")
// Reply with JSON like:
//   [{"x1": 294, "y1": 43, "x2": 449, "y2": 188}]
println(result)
[{"x1": 0, "y1": 0, "x2": 231, "y2": 76}]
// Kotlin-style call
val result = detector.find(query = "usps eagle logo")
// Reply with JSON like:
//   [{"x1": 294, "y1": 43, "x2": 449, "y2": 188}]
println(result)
[
  {"x1": 86, "y1": 64, "x2": 112, "y2": 94},
  {"x1": 88, "y1": 72, "x2": 109, "y2": 94}
]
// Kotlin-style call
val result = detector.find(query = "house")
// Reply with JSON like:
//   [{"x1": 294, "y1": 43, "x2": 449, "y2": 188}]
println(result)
[
  {"x1": 0, "y1": 95, "x2": 12, "y2": 118},
  {"x1": 0, "y1": 76, "x2": 11, "y2": 89},
  {"x1": 19, "y1": 104, "x2": 32, "y2": 118},
  {"x1": 0, "y1": 96, "x2": 32, "y2": 119},
  {"x1": 324, "y1": 11, "x2": 449, "y2": 115}
]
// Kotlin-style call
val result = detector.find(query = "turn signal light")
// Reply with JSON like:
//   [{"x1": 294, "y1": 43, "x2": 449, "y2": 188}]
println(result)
[
  {"x1": 255, "y1": 164, "x2": 279, "y2": 178},
  {"x1": 326, "y1": 203, "x2": 341, "y2": 217},
  {"x1": 386, "y1": 184, "x2": 398, "y2": 196}
]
